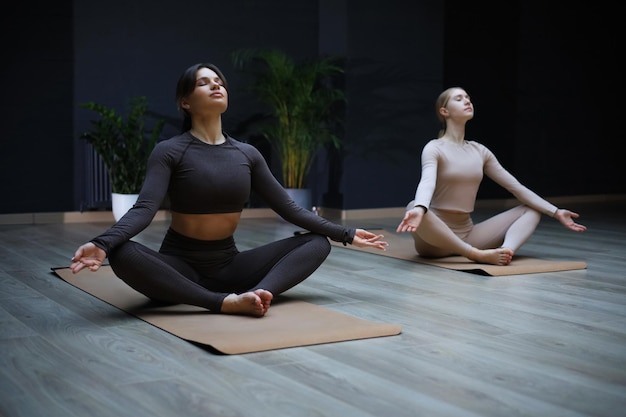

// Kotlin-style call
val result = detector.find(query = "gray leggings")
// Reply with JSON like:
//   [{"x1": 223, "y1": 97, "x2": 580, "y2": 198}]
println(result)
[{"x1": 108, "y1": 228, "x2": 331, "y2": 312}]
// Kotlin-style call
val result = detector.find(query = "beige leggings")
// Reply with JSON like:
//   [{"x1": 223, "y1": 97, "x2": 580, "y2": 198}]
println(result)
[{"x1": 408, "y1": 202, "x2": 541, "y2": 258}]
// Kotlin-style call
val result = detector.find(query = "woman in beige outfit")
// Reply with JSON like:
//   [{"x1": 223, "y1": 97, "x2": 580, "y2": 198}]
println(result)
[{"x1": 397, "y1": 87, "x2": 586, "y2": 265}]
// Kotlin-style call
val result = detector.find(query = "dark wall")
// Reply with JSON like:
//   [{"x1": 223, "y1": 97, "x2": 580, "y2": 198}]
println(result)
[
  {"x1": 513, "y1": 2, "x2": 623, "y2": 197},
  {"x1": 72, "y1": 0, "x2": 322, "y2": 211},
  {"x1": 1, "y1": 2, "x2": 74, "y2": 213},
  {"x1": 2, "y1": 1, "x2": 623, "y2": 214},
  {"x1": 442, "y1": 1, "x2": 624, "y2": 200},
  {"x1": 339, "y1": 0, "x2": 444, "y2": 209}
]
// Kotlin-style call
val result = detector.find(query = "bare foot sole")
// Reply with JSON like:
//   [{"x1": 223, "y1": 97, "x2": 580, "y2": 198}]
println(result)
[
  {"x1": 469, "y1": 247, "x2": 514, "y2": 266},
  {"x1": 221, "y1": 290, "x2": 273, "y2": 317}
]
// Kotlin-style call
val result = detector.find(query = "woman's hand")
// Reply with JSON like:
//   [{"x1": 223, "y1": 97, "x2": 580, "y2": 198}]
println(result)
[
  {"x1": 70, "y1": 242, "x2": 106, "y2": 273},
  {"x1": 554, "y1": 209, "x2": 587, "y2": 232},
  {"x1": 396, "y1": 207, "x2": 426, "y2": 233},
  {"x1": 352, "y1": 229, "x2": 389, "y2": 251}
]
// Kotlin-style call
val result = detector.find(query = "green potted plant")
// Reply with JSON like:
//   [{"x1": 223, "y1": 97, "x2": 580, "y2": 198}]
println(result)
[
  {"x1": 79, "y1": 95, "x2": 165, "y2": 220},
  {"x1": 232, "y1": 48, "x2": 345, "y2": 208}
]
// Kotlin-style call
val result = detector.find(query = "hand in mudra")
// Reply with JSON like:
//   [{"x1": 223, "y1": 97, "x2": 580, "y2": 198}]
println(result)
[
  {"x1": 555, "y1": 209, "x2": 587, "y2": 233},
  {"x1": 70, "y1": 242, "x2": 106, "y2": 273},
  {"x1": 352, "y1": 229, "x2": 389, "y2": 251}
]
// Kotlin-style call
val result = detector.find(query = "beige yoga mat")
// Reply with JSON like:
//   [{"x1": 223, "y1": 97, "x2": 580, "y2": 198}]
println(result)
[
  {"x1": 331, "y1": 230, "x2": 587, "y2": 276},
  {"x1": 51, "y1": 266, "x2": 402, "y2": 354}
]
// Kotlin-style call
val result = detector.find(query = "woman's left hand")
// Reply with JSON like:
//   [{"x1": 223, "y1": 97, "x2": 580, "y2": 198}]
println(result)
[
  {"x1": 351, "y1": 229, "x2": 389, "y2": 251},
  {"x1": 555, "y1": 209, "x2": 587, "y2": 232}
]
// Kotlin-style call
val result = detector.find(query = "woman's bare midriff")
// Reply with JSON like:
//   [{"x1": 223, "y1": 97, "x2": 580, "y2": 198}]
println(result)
[{"x1": 170, "y1": 211, "x2": 242, "y2": 241}]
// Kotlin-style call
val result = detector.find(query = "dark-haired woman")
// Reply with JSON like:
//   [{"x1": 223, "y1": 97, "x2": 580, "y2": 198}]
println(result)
[{"x1": 71, "y1": 63, "x2": 387, "y2": 317}]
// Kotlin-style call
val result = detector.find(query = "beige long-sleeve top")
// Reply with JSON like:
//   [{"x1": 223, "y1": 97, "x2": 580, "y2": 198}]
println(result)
[{"x1": 413, "y1": 139, "x2": 558, "y2": 216}]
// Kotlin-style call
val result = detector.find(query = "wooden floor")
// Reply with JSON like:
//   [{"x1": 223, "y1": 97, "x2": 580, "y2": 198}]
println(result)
[{"x1": 1, "y1": 200, "x2": 625, "y2": 417}]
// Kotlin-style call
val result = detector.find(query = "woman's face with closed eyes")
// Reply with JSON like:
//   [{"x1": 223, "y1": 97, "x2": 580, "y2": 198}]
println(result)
[
  {"x1": 180, "y1": 67, "x2": 229, "y2": 115},
  {"x1": 439, "y1": 88, "x2": 473, "y2": 121}
]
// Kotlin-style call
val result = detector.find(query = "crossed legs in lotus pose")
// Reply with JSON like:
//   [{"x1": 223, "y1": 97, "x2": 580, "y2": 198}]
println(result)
[{"x1": 409, "y1": 204, "x2": 541, "y2": 265}]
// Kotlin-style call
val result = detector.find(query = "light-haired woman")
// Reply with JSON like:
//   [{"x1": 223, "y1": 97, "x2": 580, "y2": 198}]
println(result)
[{"x1": 397, "y1": 87, "x2": 585, "y2": 265}]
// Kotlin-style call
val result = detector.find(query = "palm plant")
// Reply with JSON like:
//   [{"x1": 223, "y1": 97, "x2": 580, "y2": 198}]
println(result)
[
  {"x1": 79, "y1": 96, "x2": 165, "y2": 194},
  {"x1": 232, "y1": 48, "x2": 345, "y2": 189}
]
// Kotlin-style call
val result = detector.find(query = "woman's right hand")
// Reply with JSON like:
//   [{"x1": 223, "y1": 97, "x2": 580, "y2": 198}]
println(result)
[
  {"x1": 70, "y1": 242, "x2": 106, "y2": 274},
  {"x1": 554, "y1": 209, "x2": 587, "y2": 233},
  {"x1": 396, "y1": 207, "x2": 426, "y2": 233}
]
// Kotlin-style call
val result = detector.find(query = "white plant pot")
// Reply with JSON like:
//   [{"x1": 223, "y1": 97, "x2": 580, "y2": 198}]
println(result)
[{"x1": 111, "y1": 193, "x2": 139, "y2": 221}]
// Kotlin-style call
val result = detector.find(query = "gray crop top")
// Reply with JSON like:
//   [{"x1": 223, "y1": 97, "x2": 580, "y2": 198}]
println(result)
[{"x1": 90, "y1": 132, "x2": 355, "y2": 254}]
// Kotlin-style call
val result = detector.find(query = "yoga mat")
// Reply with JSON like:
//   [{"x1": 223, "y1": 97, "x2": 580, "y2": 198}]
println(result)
[
  {"x1": 330, "y1": 230, "x2": 587, "y2": 276},
  {"x1": 51, "y1": 266, "x2": 402, "y2": 354}
]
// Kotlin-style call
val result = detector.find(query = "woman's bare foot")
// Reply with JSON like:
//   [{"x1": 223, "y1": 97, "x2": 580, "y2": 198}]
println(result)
[
  {"x1": 254, "y1": 289, "x2": 273, "y2": 312},
  {"x1": 221, "y1": 290, "x2": 273, "y2": 317},
  {"x1": 468, "y1": 247, "x2": 514, "y2": 266}
]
